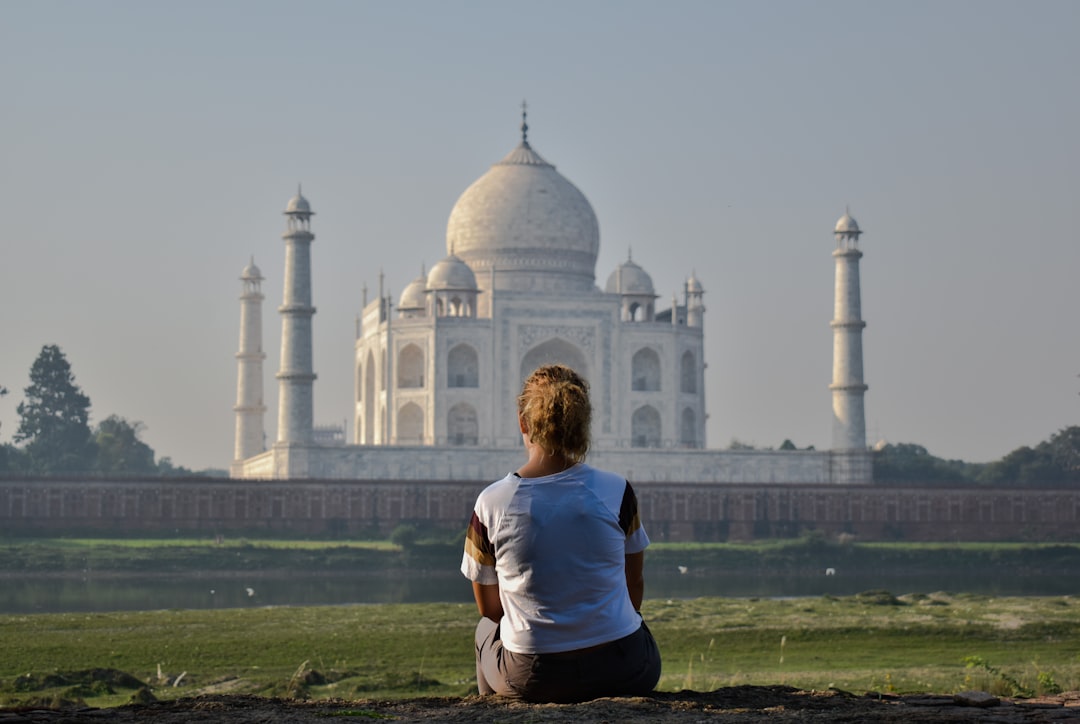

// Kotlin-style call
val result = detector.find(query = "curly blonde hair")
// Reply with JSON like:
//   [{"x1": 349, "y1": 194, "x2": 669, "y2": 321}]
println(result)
[{"x1": 517, "y1": 364, "x2": 591, "y2": 463}]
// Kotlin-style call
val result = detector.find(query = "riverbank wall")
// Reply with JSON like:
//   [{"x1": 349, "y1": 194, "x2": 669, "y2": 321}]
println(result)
[{"x1": 1, "y1": 477, "x2": 1077, "y2": 542}]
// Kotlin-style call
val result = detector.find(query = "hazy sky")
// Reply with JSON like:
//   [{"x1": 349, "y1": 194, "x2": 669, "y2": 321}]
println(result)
[{"x1": 2, "y1": 1, "x2": 1077, "y2": 471}]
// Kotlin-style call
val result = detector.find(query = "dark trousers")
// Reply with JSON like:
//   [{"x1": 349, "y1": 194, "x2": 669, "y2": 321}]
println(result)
[{"x1": 474, "y1": 617, "x2": 662, "y2": 703}]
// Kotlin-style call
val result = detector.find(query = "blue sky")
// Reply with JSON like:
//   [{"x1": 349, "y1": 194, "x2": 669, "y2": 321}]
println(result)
[{"x1": 2, "y1": 0, "x2": 1077, "y2": 470}]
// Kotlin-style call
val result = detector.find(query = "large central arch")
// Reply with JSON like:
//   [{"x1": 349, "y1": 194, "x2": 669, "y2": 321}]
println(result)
[{"x1": 519, "y1": 338, "x2": 588, "y2": 386}]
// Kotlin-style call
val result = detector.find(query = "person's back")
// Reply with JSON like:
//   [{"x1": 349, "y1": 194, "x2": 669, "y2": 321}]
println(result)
[{"x1": 461, "y1": 364, "x2": 662, "y2": 702}]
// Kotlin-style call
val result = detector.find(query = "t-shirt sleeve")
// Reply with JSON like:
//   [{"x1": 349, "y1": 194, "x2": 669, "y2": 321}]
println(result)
[
  {"x1": 618, "y1": 481, "x2": 650, "y2": 555},
  {"x1": 460, "y1": 509, "x2": 498, "y2": 585}
]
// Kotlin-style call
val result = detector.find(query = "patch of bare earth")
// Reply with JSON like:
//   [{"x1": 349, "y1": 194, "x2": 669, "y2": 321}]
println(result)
[{"x1": 2, "y1": 687, "x2": 1079, "y2": 723}]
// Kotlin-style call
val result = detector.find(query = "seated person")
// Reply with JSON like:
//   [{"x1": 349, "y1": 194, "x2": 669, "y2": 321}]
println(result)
[{"x1": 460, "y1": 364, "x2": 662, "y2": 702}]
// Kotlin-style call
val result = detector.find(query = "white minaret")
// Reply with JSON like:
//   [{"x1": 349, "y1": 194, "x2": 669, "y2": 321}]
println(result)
[
  {"x1": 830, "y1": 210, "x2": 868, "y2": 451},
  {"x1": 276, "y1": 188, "x2": 317, "y2": 445},
  {"x1": 232, "y1": 258, "x2": 267, "y2": 473},
  {"x1": 685, "y1": 272, "x2": 705, "y2": 328}
]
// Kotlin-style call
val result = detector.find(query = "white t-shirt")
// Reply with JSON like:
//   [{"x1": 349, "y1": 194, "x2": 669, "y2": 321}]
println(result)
[{"x1": 460, "y1": 463, "x2": 650, "y2": 654}]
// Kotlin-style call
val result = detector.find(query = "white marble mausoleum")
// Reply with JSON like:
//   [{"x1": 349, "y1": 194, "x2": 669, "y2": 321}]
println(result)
[{"x1": 231, "y1": 111, "x2": 871, "y2": 484}]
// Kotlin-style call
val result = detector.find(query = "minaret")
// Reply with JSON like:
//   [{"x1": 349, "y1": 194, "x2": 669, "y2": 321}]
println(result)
[
  {"x1": 685, "y1": 272, "x2": 705, "y2": 328},
  {"x1": 829, "y1": 210, "x2": 868, "y2": 451},
  {"x1": 231, "y1": 258, "x2": 266, "y2": 475},
  {"x1": 276, "y1": 188, "x2": 317, "y2": 445}
]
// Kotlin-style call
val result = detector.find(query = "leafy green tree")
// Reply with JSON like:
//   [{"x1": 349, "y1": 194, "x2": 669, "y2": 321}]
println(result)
[
  {"x1": 1044, "y1": 426, "x2": 1080, "y2": 478},
  {"x1": 94, "y1": 415, "x2": 156, "y2": 474},
  {"x1": 14, "y1": 345, "x2": 96, "y2": 473},
  {"x1": 872, "y1": 443, "x2": 980, "y2": 484},
  {"x1": 979, "y1": 445, "x2": 1062, "y2": 485},
  {"x1": 979, "y1": 427, "x2": 1080, "y2": 486},
  {"x1": 390, "y1": 523, "x2": 419, "y2": 550},
  {"x1": 779, "y1": 439, "x2": 797, "y2": 451}
]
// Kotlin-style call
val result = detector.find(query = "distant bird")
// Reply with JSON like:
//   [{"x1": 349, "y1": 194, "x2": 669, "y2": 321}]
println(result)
[
  {"x1": 245, "y1": 587, "x2": 255, "y2": 597},
  {"x1": 677, "y1": 565, "x2": 689, "y2": 575},
  {"x1": 210, "y1": 589, "x2": 215, "y2": 595},
  {"x1": 825, "y1": 568, "x2": 836, "y2": 576}
]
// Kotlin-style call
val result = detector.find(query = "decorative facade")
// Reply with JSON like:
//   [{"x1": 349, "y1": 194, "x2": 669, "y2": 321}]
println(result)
[
  {"x1": 233, "y1": 111, "x2": 871, "y2": 483},
  {"x1": 355, "y1": 111, "x2": 706, "y2": 453}
]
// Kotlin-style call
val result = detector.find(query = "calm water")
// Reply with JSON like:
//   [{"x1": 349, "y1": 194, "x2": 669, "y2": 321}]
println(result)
[{"x1": 2, "y1": 571, "x2": 1075, "y2": 615}]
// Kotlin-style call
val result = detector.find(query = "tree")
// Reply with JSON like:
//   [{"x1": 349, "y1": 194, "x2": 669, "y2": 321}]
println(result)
[
  {"x1": 872, "y1": 443, "x2": 980, "y2": 484},
  {"x1": 155, "y1": 456, "x2": 195, "y2": 476},
  {"x1": 1044, "y1": 426, "x2": 1080, "y2": 479},
  {"x1": 15, "y1": 345, "x2": 96, "y2": 473},
  {"x1": 94, "y1": 415, "x2": 156, "y2": 474},
  {"x1": 390, "y1": 524, "x2": 419, "y2": 550},
  {"x1": 979, "y1": 427, "x2": 1080, "y2": 486}
]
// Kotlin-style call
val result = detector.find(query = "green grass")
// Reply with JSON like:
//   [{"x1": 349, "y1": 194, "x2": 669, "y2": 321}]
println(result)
[
  {"x1": 2, "y1": 593, "x2": 1079, "y2": 709},
  {"x1": 6, "y1": 537, "x2": 1080, "y2": 577},
  {"x1": 56, "y1": 538, "x2": 401, "y2": 550}
]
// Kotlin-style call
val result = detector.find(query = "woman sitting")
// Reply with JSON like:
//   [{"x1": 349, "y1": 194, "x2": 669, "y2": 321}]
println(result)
[{"x1": 460, "y1": 364, "x2": 662, "y2": 702}]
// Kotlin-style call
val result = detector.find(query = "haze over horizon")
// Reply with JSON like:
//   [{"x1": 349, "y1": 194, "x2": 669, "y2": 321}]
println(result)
[{"x1": 2, "y1": 1, "x2": 1077, "y2": 471}]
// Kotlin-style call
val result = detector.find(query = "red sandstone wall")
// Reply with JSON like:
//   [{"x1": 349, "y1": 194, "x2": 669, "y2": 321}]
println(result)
[{"x1": 0, "y1": 478, "x2": 1076, "y2": 542}]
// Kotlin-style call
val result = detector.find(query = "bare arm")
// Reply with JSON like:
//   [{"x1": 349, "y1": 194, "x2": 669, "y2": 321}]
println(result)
[
  {"x1": 625, "y1": 551, "x2": 645, "y2": 611},
  {"x1": 472, "y1": 582, "x2": 504, "y2": 622}
]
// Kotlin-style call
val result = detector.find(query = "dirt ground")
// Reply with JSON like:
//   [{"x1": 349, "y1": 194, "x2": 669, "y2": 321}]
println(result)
[{"x1": 2, "y1": 687, "x2": 1079, "y2": 723}]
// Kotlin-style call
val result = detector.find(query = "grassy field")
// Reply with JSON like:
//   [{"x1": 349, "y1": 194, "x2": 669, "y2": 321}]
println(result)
[
  {"x1": 2, "y1": 592, "x2": 1078, "y2": 709},
  {"x1": 4, "y1": 536, "x2": 1080, "y2": 576}
]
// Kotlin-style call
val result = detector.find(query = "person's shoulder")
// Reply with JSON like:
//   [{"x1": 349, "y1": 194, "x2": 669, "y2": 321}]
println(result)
[
  {"x1": 475, "y1": 472, "x2": 521, "y2": 505},
  {"x1": 578, "y1": 464, "x2": 629, "y2": 490}
]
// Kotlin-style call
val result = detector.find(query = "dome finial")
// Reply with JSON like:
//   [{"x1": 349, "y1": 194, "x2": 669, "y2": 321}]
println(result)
[
  {"x1": 520, "y1": 99, "x2": 529, "y2": 144},
  {"x1": 627, "y1": 246, "x2": 633, "y2": 262}
]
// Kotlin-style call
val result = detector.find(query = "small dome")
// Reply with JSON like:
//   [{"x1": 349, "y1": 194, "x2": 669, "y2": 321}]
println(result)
[
  {"x1": 285, "y1": 191, "x2": 312, "y2": 215},
  {"x1": 686, "y1": 273, "x2": 704, "y2": 293},
  {"x1": 427, "y1": 254, "x2": 477, "y2": 291},
  {"x1": 834, "y1": 211, "x2": 860, "y2": 234},
  {"x1": 605, "y1": 259, "x2": 655, "y2": 296},
  {"x1": 398, "y1": 275, "x2": 427, "y2": 311},
  {"x1": 241, "y1": 258, "x2": 262, "y2": 280}
]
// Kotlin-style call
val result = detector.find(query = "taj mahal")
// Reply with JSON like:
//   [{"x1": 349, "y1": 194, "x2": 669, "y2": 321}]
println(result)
[{"x1": 230, "y1": 110, "x2": 871, "y2": 484}]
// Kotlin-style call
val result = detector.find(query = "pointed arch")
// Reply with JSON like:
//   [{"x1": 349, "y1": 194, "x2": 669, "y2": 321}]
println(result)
[
  {"x1": 680, "y1": 407, "x2": 697, "y2": 448},
  {"x1": 363, "y1": 351, "x2": 375, "y2": 444},
  {"x1": 632, "y1": 348, "x2": 661, "y2": 391},
  {"x1": 448, "y1": 344, "x2": 479, "y2": 388},
  {"x1": 448, "y1": 402, "x2": 478, "y2": 446},
  {"x1": 680, "y1": 350, "x2": 697, "y2": 394},
  {"x1": 397, "y1": 344, "x2": 424, "y2": 388},
  {"x1": 631, "y1": 405, "x2": 661, "y2": 448},
  {"x1": 520, "y1": 338, "x2": 588, "y2": 386},
  {"x1": 396, "y1": 402, "x2": 424, "y2": 444}
]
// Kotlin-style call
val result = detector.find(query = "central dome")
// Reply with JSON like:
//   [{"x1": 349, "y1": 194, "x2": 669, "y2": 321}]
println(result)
[{"x1": 446, "y1": 136, "x2": 600, "y2": 294}]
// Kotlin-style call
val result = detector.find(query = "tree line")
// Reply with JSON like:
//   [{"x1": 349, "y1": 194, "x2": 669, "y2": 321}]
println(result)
[
  {"x1": 1, "y1": 345, "x2": 1076, "y2": 484},
  {"x1": 872, "y1": 428, "x2": 1080, "y2": 486},
  {"x1": 0, "y1": 345, "x2": 195, "y2": 476},
  {"x1": 736, "y1": 431, "x2": 1080, "y2": 487}
]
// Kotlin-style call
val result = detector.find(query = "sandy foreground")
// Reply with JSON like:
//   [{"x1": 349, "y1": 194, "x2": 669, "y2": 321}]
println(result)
[{"x1": 2, "y1": 687, "x2": 1079, "y2": 723}]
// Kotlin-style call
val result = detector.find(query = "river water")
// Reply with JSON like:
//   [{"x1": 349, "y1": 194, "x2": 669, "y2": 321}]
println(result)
[{"x1": 2, "y1": 571, "x2": 1075, "y2": 615}]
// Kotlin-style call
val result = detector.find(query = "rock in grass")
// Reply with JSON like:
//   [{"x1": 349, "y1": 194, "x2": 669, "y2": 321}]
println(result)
[
  {"x1": 953, "y1": 690, "x2": 999, "y2": 707},
  {"x1": 130, "y1": 686, "x2": 157, "y2": 704}
]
